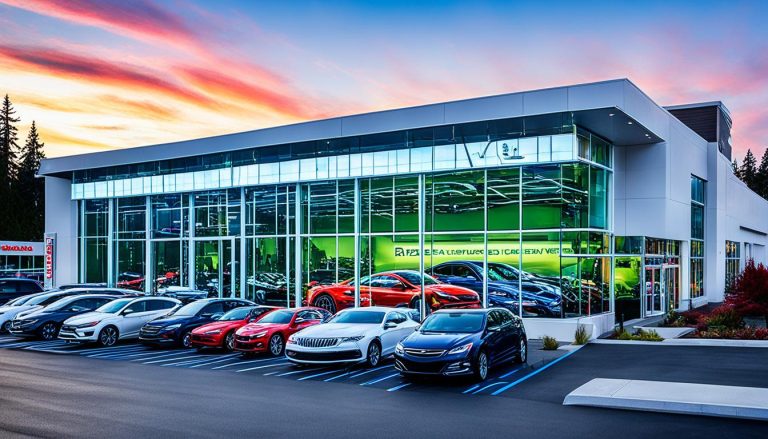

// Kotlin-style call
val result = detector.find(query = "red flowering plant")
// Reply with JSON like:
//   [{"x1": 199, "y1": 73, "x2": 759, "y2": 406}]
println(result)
[{"x1": 726, "y1": 260, "x2": 768, "y2": 319}]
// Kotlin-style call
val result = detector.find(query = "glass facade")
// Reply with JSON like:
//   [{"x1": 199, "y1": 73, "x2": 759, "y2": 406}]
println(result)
[
  {"x1": 690, "y1": 175, "x2": 705, "y2": 299},
  {"x1": 75, "y1": 123, "x2": 614, "y2": 320},
  {"x1": 0, "y1": 255, "x2": 44, "y2": 280}
]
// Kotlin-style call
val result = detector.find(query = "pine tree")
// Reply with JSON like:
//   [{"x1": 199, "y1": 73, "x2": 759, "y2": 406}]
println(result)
[
  {"x1": 0, "y1": 94, "x2": 20, "y2": 188},
  {"x1": 16, "y1": 121, "x2": 46, "y2": 239},
  {"x1": 740, "y1": 149, "x2": 758, "y2": 190},
  {"x1": 756, "y1": 148, "x2": 768, "y2": 199},
  {"x1": 732, "y1": 159, "x2": 740, "y2": 178}
]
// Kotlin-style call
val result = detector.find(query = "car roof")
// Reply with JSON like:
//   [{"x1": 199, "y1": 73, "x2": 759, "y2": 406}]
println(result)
[
  {"x1": 432, "y1": 308, "x2": 490, "y2": 314},
  {"x1": 339, "y1": 306, "x2": 402, "y2": 313}
]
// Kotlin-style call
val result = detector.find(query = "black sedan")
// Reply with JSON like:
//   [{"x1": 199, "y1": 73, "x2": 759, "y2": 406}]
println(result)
[
  {"x1": 139, "y1": 298, "x2": 255, "y2": 348},
  {"x1": 9, "y1": 294, "x2": 117, "y2": 340},
  {"x1": 394, "y1": 308, "x2": 527, "y2": 381}
]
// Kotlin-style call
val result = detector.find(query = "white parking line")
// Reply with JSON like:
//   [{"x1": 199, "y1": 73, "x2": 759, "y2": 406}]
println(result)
[
  {"x1": 211, "y1": 356, "x2": 281, "y2": 370},
  {"x1": 84, "y1": 346, "x2": 148, "y2": 356},
  {"x1": 142, "y1": 354, "x2": 201, "y2": 365},
  {"x1": 324, "y1": 371, "x2": 352, "y2": 382},
  {"x1": 276, "y1": 368, "x2": 321, "y2": 377},
  {"x1": 131, "y1": 351, "x2": 194, "y2": 362},
  {"x1": 76, "y1": 345, "x2": 147, "y2": 354},
  {"x1": 235, "y1": 362, "x2": 290, "y2": 372},
  {"x1": 361, "y1": 373, "x2": 400, "y2": 386},
  {"x1": 471, "y1": 381, "x2": 508, "y2": 395},
  {"x1": 188, "y1": 355, "x2": 245, "y2": 369},
  {"x1": 297, "y1": 370, "x2": 339, "y2": 381},
  {"x1": 387, "y1": 383, "x2": 411, "y2": 392},
  {"x1": 162, "y1": 354, "x2": 240, "y2": 367},
  {"x1": 349, "y1": 365, "x2": 392, "y2": 379},
  {"x1": 86, "y1": 349, "x2": 158, "y2": 359}
]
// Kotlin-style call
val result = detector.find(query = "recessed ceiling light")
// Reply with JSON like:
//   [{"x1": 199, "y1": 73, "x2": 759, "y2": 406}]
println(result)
[{"x1": 627, "y1": 121, "x2": 633, "y2": 125}]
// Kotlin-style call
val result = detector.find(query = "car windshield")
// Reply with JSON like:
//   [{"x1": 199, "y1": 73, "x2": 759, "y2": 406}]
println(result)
[
  {"x1": 96, "y1": 299, "x2": 133, "y2": 314},
  {"x1": 256, "y1": 310, "x2": 293, "y2": 324},
  {"x1": 420, "y1": 312, "x2": 485, "y2": 333},
  {"x1": 7, "y1": 295, "x2": 35, "y2": 306},
  {"x1": 26, "y1": 293, "x2": 62, "y2": 306},
  {"x1": 329, "y1": 310, "x2": 385, "y2": 324},
  {"x1": 45, "y1": 297, "x2": 79, "y2": 311},
  {"x1": 487, "y1": 263, "x2": 520, "y2": 282},
  {"x1": 395, "y1": 271, "x2": 438, "y2": 286},
  {"x1": 172, "y1": 301, "x2": 209, "y2": 316},
  {"x1": 218, "y1": 307, "x2": 254, "y2": 321}
]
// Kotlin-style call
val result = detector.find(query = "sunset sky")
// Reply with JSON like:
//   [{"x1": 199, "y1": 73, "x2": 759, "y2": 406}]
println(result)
[{"x1": 0, "y1": 0, "x2": 766, "y2": 161}]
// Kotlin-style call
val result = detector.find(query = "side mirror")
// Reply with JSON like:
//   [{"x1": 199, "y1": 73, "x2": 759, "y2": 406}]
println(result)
[
  {"x1": 122, "y1": 308, "x2": 135, "y2": 315},
  {"x1": 211, "y1": 312, "x2": 224, "y2": 320},
  {"x1": 487, "y1": 326, "x2": 500, "y2": 333},
  {"x1": 383, "y1": 322, "x2": 397, "y2": 330},
  {"x1": 294, "y1": 317, "x2": 307, "y2": 325}
]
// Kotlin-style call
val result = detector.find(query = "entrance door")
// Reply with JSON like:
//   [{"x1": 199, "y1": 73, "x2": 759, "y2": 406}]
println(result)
[
  {"x1": 194, "y1": 239, "x2": 236, "y2": 298},
  {"x1": 644, "y1": 266, "x2": 664, "y2": 316},
  {"x1": 663, "y1": 266, "x2": 679, "y2": 312}
]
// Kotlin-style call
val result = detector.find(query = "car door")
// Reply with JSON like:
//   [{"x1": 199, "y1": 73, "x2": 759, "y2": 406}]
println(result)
[
  {"x1": 118, "y1": 300, "x2": 150, "y2": 337},
  {"x1": 380, "y1": 311, "x2": 410, "y2": 353},
  {"x1": 497, "y1": 309, "x2": 519, "y2": 362},
  {"x1": 371, "y1": 275, "x2": 411, "y2": 307},
  {"x1": 484, "y1": 311, "x2": 505, "y2": 366}
]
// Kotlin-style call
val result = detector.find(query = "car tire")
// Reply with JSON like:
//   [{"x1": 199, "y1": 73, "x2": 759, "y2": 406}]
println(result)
[
  {"x1": 473, "y1": 350, "x2": 489, "y2": 381},
  {"x1": 1, "y1": 320, "x2": 10, "y2": 334},
  {"x1": 180, "y1": 331, "x2": 192, "y2": 348},
  {"x1": 39, "y1": 322, "x2": 59, "y2": 341},
  {"x1": 515, "y1": 337, "x2": 528, "y2": 364},
  {"x1": 224, "y1": 331, "x2": 236, "y2": 352},
  {"x1": 98, "y1": 326, "x2": 119, "y2": 347},
  {"x1": 313, "y1": 294, "x2": 336, "y2": 314},
  {"x1": 268, "y1": 334, "x2": 284, "y2": 356},
  {"x1": 365, "y1": 340, "x2": 382, "y2": 368}
]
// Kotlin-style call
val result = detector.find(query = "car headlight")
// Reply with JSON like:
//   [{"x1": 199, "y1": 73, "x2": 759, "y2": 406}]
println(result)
[
  {"x1": 287, "y1": 334, "x2": 296, "y2": 344},
  {"x1": 204, "y1": 329, "x2": 222, "y2": 335},
  {"x1": 489, "y1": 290, "x2": 508, "y2": 297},
  {"x1": 75, "y1": 321, "x2": 101, "y2": 329},
  {"x1": 395, "y1": 342, "x2": 404, "y2": 355},
  {"x1": 340, "y1": 335, "x2": 364, "y2": 343},
  {"x1": 448, "y1": 342, "x2": 473, "y2": 355},
  {"x1": 163, "y1": 324, "x2": 181, "y2": 331},
  {"x1": 251, "y1": 331, "x2": 268, "y2": 339},
  {"x1": 432, "y1": 290, "x2": 455, "y2": 300},
  {"x1": 18, "y1": 319, "x2": 37, "y2": 326}
]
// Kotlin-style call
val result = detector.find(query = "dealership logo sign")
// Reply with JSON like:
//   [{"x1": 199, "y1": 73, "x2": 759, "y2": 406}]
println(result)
[
  {"x1": 45, "y1": 237, "x2": 54, "y2": 281},
  {"x1": 1, "y1": 244, "x2": 34, "y2": 252}
]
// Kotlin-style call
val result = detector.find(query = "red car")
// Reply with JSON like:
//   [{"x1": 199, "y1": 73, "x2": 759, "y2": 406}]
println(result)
[
  {"x1": 234, "y1": 307, "x2": 332, "y2": 357},
  {"x1": 190, "y1": 305, "x2": 279, "y2": 351},
  {"x1": 304, "y1": 270, "x2": 481, "y2": 314}
]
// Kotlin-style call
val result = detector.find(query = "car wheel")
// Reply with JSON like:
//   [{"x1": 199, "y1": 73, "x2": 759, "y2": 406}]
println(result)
[
  {"x1": 515, "y1": 338, "x2": 528, "y2": 364},
  {"x1": 98, "y1": 326, "x2": 119, "y2": 347},
  {"x1": 224, "y1": 331, "x2": 236, "y2": 351},
  {"x1": 39, "y1": 322, "x2": 59, "y2": 341},
  {"x1": 474, "y1": 350, "x2": 489, "y2": 381},
  {"x1": 268, "y1": 334, "x2": 284, "y2": 356},
  {"x1": 313, "y1": 294, "x2": 336, "y2": 314},
  {"x1": 181, "y1": 331, "x2": 192, "y2": 348},
  {"x1": 365, "y1": 340, "x2": 381, "y2": 368},
  {"x1": 1, "y1": 320, "x2": 10, "y2": 334}
]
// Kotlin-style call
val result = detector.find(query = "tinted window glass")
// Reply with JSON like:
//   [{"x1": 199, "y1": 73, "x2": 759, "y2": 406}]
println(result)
[
  {"x1": 486, "y1": 311, "x2": 501, "y2": 329},
  {"x1": 420, "y1": 312, "x2": 484, "y2": 333},
  {"x1": 97, "y1": 298, "x2": 132, "y2": 313},
  {"x1": 124, "y1": 301, "x2": 147, "y2": 313},
  {"x1": 453, "y1": 265, "x2": 476, "y2": 278},
  {"x1": 370, "y1": 275, "x2": 403, "y2": 289},
  {"x1": 395, "y1": 271, "x2": 439, "y2": 286},
  {"x1": 146, "y1": 300, "x2": 176, "y2": 311},
  {"x1": 432, "y1": 265, "x2": 453, "y2": 277},
  {"x1": 257, "y1": 310, "x2": 294, "y2": 324},
  {"x1": 329, "y1": 311, "x2": 385, "y2": 324},
  {"x1": 386, "y1": 312, "x2": 407, "y2": 324},
  {"x1": 200, "y1": 302, "x2": 225, "y2": 315},
  {"x1": 0, "y1": 281, "x2": 14, "y2": 293},
  {"x1": 219, "y1": 306, "x2": 253, "y2": 321}
]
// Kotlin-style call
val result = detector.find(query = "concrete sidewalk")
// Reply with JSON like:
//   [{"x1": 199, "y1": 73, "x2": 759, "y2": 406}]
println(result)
[{"x1": 565, "y1": 378, "x2": 768, "y2": 421}]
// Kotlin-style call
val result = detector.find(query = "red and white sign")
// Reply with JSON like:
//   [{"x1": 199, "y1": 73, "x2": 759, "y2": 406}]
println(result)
[
  {"x1": 1, "y1": 244, "x2": 34, "y2": 252},
  {"x1": 0, "y1": 241, "x2": 44, "y2": 256},
  {"x1": 45, "y1": 237, "x2": 54, "y2": 281}
]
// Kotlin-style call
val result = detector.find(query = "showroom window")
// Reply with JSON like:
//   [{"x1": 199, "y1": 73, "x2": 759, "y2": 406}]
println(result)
[
  {"x1": 113, "y1": 197, "x2": 146, "y2": 292},
  {"x1": 725, "y1": 240, "x2": 740, "y2": 291},
  {"x1": 80, "y1": 199, "x2": 109, "y2": 283},
  {"x1": 690, "y1": 176, "x2": 705, "y2": 299}
]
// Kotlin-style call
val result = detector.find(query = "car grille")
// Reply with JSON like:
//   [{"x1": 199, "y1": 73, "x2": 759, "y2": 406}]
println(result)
[
  {"x1": 293, "y1": 337, "x2": 339, "y2": 348},
  {"x1": 141, "y1": 325, "x2": 162, "y2": 336},
  {"x1": 395, "y1": 359, "x2": 446, "y2": 373},
  {"x1": 286, "y1": 349, "x2": 361, "y2": 361},
  {"x1": 403, "y1": 348, "x2": 445, "y2": 357},
  {"x1": 61, "y1": 325, "x2": 76, "y2": 332}
]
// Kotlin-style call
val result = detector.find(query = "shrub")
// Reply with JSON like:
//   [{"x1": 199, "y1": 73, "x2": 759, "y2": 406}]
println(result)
[
  {"x1": 727, "y1": 260, "x2": 768, "y2": 318},
  {"x1": 636, "y1": 329, "x2": 664, "y2": 341},
  {"x1": 573, "y1": 325, "x2": 589, "y2": 345},
  {"x1": 663, "y1": 310, "x2": 687, "y2": 327},
  {"x1": 694, "y1": 327, "x2": 768, "y2": 340},
  {"x1": 680, "y1": 309, "x2": 705, "y2": 325},
  {"x1": 542, "y1": 336, "x2": 559, "y2": 350},
  {"x1": 704, "y1": 305, "x2": 743, "y2": 330}
]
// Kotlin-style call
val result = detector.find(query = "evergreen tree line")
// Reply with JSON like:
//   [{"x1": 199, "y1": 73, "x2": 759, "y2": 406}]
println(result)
[
  {"x1": 732, "y1": 148, "x2": 768, "y2": 200},
  {"x1": 0, "y1": 94, "x2": 46, "y2": 241}
]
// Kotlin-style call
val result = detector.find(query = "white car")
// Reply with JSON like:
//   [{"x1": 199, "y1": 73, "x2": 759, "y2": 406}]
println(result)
[
  {"x1": 285, "y1": 306, "x2": 419, "y2": 367},
  {"x1": 0, "y1": 291, "x2": 74, "y2": 333},
  {"x1": 59, "y1": 297, "x2": 181, "y2": 347}
]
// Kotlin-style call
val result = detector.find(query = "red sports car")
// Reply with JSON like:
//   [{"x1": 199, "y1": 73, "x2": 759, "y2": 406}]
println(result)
[
  {"x1": 234, "y1": 307, "x2": 332, "y2": 357},
  {"x1": 190, "y1": 305, "x2": 279, "y2": 351},
  {"x1": 304, "y1": 270, "x2": 481, "y2": 314}
]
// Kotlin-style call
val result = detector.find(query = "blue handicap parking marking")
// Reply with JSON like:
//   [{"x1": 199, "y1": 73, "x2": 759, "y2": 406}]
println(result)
[{"x1": 491, "y1": 349, "x2": 579, "y2": 396}]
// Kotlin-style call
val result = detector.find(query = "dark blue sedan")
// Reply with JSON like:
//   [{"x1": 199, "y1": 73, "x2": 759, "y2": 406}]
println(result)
[
  {"x1": 394, "y1": 308, "x2": 527, "y2": 381},
  {"x1": 429, "y1": 261, "x2": 562, "y2": 317}
]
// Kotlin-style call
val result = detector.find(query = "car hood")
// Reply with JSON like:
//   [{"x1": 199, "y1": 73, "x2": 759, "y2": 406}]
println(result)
[
  {"x1": 64, "y1": 311, "x2": 114, "y2": 325},
  {"x1": 192, "y1": 320, "x2": 243, "y2": 334},
  {"x1": 147, "y1": 315, "x2": 195, "y2": 327},
  {"x1": 0, "y1": 304, "x2": 38, "y2": 314},
  {"x1": 237, "y1": 322, "x2": 286, "y2": 335},
  {"x1": 295, "y1": 323, "x2": 377, "y2": 338},
  {"x1": 402, "y1": 331, "x2": 477, "y2": 350}
]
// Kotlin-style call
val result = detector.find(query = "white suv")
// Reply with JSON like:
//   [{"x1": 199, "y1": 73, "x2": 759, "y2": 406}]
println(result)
[{"x1": 60, "y1": 297, "x2": 180, "y2": 347}]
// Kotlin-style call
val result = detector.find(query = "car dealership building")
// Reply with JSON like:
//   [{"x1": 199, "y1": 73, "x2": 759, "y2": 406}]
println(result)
[{"x1": 37, "y1": 79, "x2": 768, "y2": 339}]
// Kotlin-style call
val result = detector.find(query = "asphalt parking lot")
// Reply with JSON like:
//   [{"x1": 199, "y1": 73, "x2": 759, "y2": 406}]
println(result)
[{"x1": 1, "y1": 337, "x2": 767, "y2": 438}]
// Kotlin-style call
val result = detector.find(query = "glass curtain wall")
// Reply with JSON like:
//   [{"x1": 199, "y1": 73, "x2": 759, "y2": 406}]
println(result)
[
  {"x1": 150, "y1": 194, "x2": 189, "y2": 292},
  {"x1": 80, "y1": 199, "x2": 109, "y2": 283},
  {"x1": 725, "y1": 240, "x2": 740, "y2": 292},
  {"x1": 690, "y1": 176, "x2": 705, "y2": 298},
  {"x1": 114, "y1": 197, "x2": 146, "y2": 291}
]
